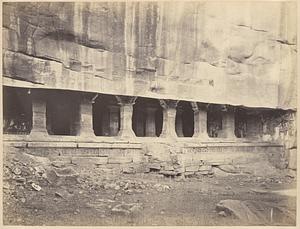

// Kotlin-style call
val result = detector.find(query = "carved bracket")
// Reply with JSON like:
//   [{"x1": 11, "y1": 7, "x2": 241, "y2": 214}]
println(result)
[
  {"x1": 115, "y1": 95, "x2": 137, "y2": 105},
  {"x1": 159, "y1": 99, "x2": 179, "y2": 109}
]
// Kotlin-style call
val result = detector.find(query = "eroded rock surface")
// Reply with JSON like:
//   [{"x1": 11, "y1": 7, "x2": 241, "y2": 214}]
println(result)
[{"x1": 2, "y1": 2, "x2": 297, "y2": 109}]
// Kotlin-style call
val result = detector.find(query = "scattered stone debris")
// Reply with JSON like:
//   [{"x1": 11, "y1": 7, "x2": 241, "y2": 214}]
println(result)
[
  {"x1": 14, "y1": 176, "x2": 26, "y2": 183},
  {"x1": 149, "y1": 163, "x2": 161, "y2": 171},
  {"x1": 250, "y1": 188, "x2": 269, "y2": 194},
  {"x1": 111, "y1": 203, "x2": 143, "y2": 215},
  {"x1": 153, "y1": 183, "x2": 171, "y2": 192},
  {"x1": 12, "y1": 167, "x2": 22, "y2": 175},
  {"x1": 31, "y1": 183, "x2": 42, "y2": 191},
  {"x1": 216, "y1": 199, "x2": 296, "y2": 224},
  {"x1": 47, "y1": 167, "x2": 79, "y2": 185},
  {"x1": 55, "y1": 189, "x2": 74, "y2": 200},
  {"x1": 286, "y1": 170, "x2": 296, "y2": 178},
  {"x1": 216, "y1": 199, "x2": 260, "y2": 223},
  {"x1": 217, "y1": 164, "x2": 239, "y2": 174},
  {"x1": 51, "y1": 161, "x2": 67, "y2": 168},
  {"x1": 122, "y1": 167, "x2": 136, "y2": 174},
  {"x1": 218, "y1": 211, "x2": 227, "y2": 217}
]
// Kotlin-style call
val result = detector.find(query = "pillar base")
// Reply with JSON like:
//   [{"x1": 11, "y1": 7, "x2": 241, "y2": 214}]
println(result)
[
  {"x1": 118, "y1": 129, "x2": 136, "y2": 139},
  {"x1": 29, "y1": 130, "x2": 49, "y2": 139},
  {"x1": 193, "y1": 133, "x2": 210, "y2": 140}
]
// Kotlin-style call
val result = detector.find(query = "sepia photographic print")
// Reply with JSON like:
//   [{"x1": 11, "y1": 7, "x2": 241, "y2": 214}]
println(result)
[{"x1": 1, "y1": 0, "x2": 298, "y2": 227}]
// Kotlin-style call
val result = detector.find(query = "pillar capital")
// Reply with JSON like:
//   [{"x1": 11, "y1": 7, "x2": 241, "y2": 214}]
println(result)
[
  {"x1": 220, "y1": 104, "x2": 236, "y2": 113},
  {"x1": 116, "y1": 95, "x2": 137, "y2": 105},
  {"x1": 78, "y1": 93, "x2": 99, "y2": 104},
  {"x1": 159, "y1": 99, "x2": 179, "y2": 110},
  {"x1": 191, "y1": 102, "x2": 209, "y2": 112}
]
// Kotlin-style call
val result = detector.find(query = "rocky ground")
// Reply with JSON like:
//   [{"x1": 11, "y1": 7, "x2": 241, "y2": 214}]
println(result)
[{"x1": 3, "y1": 148, "x2": 296, "y2": 226}]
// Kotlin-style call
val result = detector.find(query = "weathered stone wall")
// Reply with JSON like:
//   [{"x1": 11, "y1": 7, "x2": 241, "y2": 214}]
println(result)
[
  {"x1": 3, "y1": 2, "x2": 296, "y2": 109},
  {"x1": 4, "y1": 140, "x2": 285, "y2": 177}
]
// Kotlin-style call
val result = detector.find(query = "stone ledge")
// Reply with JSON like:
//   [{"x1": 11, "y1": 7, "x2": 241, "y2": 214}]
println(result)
[
  {"x1": 27, "y1": 142, "x2": 77, "y2": 148},
  {"x1": 78, "y1": 142, "x2": 142, "y2": 149}
]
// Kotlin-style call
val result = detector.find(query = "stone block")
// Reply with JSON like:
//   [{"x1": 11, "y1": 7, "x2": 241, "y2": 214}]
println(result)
[
  {"x1": 108, "y1": 156, "x2": 133, "y2": 164},
  {"x1": 71, "y1": 156, "x2": 108, "y2": 166},
  {"x1": 163, "y1": 165, "x2": 174, "y2": 171},
  {"x1": 122, "y1": 166, "x2": 136, "y2": 174},
  {"x1": 217, "y1": 164, "x2": 239, "y2": 174},
  {"x1": 196, "y1": 170, "x2": 213, "y2": 176},
  {"x1": 199, "y1": 165, "x2": 212, "y2": 171},
  {"x1": 160, "y1": 170, "x2": 178, "y2": 176},
  {"x1": 184, "y1": 171, "x2": 195, "y2": 177},
  {"x1": 47, "y1": 167, "x2": 79, "y2": 186},
  {"x1": 175, "y1": 167, "x2": 185, "y2": 174},
  {"x1": 130, "y1": 150, "x2": 146, "y2": 163},
  {"x1": 177, "y1": 154, "x2": 193, "y2": 165},
  {"x1": 71, "y1": 148, "x2": 100, "y2": 157},
  {"x1": 148, "y1": 163, "x2": 161, "y2": 170},
  {"x1": 135, "y1": 163, "x2": 151, "y2": 173},
  {"x1": 288, "y1": 148, "x2": 297, "y2": 170},
  {"x1": 185, "y1": 165, "x2": 199, "y2": 172}
]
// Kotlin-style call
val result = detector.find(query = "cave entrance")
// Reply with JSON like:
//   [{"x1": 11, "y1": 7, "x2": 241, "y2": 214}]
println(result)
[
  {"x1": 132, "y1": 97, "x2": 163, "y2": 137},
  {"x1": 93, "y1": 94, "x2": 120, "y2": 136},
  {"x1": 176, "y1": 101, "x2": 194, "y2": 137}
]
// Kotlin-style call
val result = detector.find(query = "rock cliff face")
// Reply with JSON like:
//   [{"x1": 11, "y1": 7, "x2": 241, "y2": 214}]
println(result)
[{"x1": 2, "y1": 2, "x2": 297, "y2": 109}]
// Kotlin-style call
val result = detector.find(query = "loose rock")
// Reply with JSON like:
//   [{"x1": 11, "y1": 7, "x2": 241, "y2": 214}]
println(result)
[
  {"x1": 217, "y1": 164, "x2": 239, "y2": 174},
  {"x1": 12, "y1": 167, "x2": 22, "y2": 175},
  {"x1": 31, "y1": 183, "x2": 42, "y2": 191}
]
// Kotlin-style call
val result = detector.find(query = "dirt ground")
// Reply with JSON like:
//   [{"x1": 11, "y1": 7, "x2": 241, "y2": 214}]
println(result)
[{"x1": 3, "y1": 148, "x2": 296, "y2": 226}]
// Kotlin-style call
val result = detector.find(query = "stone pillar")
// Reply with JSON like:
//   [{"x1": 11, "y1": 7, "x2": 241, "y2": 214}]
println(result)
[
  {"x1": 175, "y1": 107, "x2": 184, "y2": 137},
  {"x1": 78, "y1": 95, "x2": 95, "y2": 137},
  {"x1": 159, "y1": 100, "x2": 178, "y2": 138},
  {"x1": 30, "y1": 91, "x2": 48, "y2": 136},
  {"x1": 108, "y1": 105, "x2": 119, "y2": 136},
  {"x1": 192, "y1": 102, "x2": 209, "y2": 139},
  {"x1": 219, "y1": 106, "x2": 236, "y2": 138},
  {"x1": 145, "y1": 107, "x2": 157, "y2": 137},
  {"x1": 116, "y1": 96, "x2": 137, "y2": 138}
]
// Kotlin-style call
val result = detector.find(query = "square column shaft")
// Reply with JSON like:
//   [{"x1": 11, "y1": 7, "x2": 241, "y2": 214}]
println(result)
[
  {"x1": 192, "y1": 103, "x2": 209, "y2": 139},
  {"x1": 220, "y1": 107, "x2": 236, "y2": 138},
  {"x1": 30, "y1": 91, "x2": 48, "y2": 137},
  {"x1": 176, "y1": 108, "x2": 184, "y2": 137},
  {"x1": 159, "y1": 100, "x2": 178, "y2": 138},
  {"x1": 78, "y1": 95, "x2": 95, "y2": 137}
]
